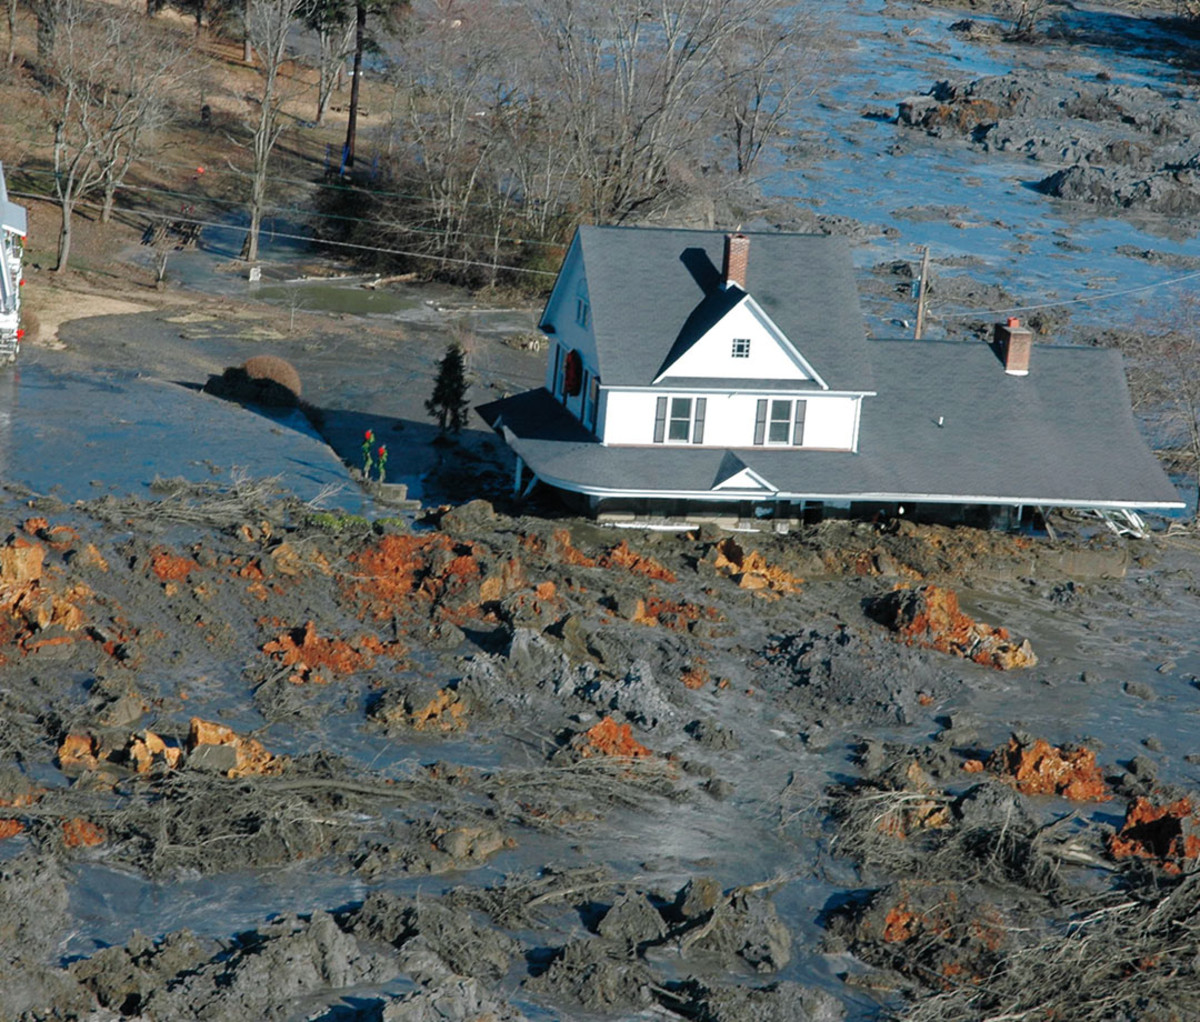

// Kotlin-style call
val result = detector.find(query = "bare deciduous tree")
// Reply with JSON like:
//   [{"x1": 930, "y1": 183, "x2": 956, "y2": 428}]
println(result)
[
  {"x1": 302, "y1": 0, "x2": 355, "y2": 124},
  {"x1": 238, "y1": 0, "x2": 304, "y2": 262},
  {"x1": 532, "y1": 0, "x2": 802, "y2": 223},
  {"x1": 46, "y1": 0, "x2": 190, "y2": 270},
  {"x1": 384, "y1": 3, "x2": 513, "y2": 270},
  {"x1": 718, "y1": 8, "x2": 828, "y2": 177},
  {"x1": 326, "y1": 0, "x2": 831, "y2": 287},
  {"x1": 6, "y1": 0, "x2": 18, "y2": 63}
]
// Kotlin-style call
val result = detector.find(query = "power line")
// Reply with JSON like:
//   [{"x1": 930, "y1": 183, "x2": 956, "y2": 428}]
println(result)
[
  {"x1": 934, "y1": 271, "x2": 1200, "y2": 320},
  {"x1": 74, "y1": 199, "x2": 560, "y2": 277},
  {"x1": 10, "y1": 171, "x2": 565, "y2": 252},
  {"x1": 9, "y1": 160, "x2": 570, "y2": 249}
]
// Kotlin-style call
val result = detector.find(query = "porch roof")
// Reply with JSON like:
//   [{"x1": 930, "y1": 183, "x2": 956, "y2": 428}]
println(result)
[{"x1": 477, "y1": 339, "x2": 1184, "y2": 510}]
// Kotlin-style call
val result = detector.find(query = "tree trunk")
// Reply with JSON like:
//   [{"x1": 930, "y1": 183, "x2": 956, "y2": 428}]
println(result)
[
  {"x1": 36, "y1": 8, "x2": 55, "y2": 61},
  {"x1": 55, "y1": 202, "x2": 73, "y2": 272},
  {"x1": 100, "y1": 183, "x2": 115, "y2": 224},
  {"x1": 7, "y1": 0, "x2": 16, "y2": 64},
  {"x1": 241, "y1": 207, "x2": 262, "y2": 262},
  {"x1": 241, "y1": 168, "x2": 265, "y2": 261},
  {"x1": 343, "y1": 0, "x2": 366, "y2": 171},
  {"x1": 243, "y1": 0, "x2": 252, "y2": 62}
]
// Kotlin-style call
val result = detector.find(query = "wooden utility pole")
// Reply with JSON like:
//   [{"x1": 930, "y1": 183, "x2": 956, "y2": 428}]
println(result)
[{"x1": 914, "y1": 245, "x2": 930, "y2": 339}]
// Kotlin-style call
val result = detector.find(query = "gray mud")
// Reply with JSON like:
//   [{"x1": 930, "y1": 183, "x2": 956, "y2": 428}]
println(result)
[{"x1": 0, "y1": 470, "x2": 1195, "y2": 1020}]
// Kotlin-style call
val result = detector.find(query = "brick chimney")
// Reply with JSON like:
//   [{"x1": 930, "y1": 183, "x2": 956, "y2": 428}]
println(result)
[
  {"x1": 722, "y1": 233, "x2": 750, "y2": 290},
  {"x1": 994, "y1": 317, "x2": 1033, "y2": 376}
]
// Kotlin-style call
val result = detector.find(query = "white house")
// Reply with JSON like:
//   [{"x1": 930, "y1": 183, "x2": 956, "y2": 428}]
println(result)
[
  {"x1": 479, "y1": 225, "x2": 1183, "y2": 525},
  {"x1": 0, "y1": 164, "x2": 26, "y2": 362}
]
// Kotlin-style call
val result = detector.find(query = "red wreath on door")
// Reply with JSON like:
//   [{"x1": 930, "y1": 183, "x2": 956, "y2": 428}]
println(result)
[{"x1": 563, "y1": 349, "x2": 583, "y2": 396}]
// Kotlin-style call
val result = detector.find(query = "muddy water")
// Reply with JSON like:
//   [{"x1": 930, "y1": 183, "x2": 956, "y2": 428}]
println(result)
[
  {"x1": 774, "y1": 0, "x2": 1200, "y2": 335},
  {"x1": 0, "y1": 358, "x2": 363, "y2": 510}
]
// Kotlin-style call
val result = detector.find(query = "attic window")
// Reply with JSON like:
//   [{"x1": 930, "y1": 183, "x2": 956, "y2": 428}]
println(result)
[
  {"x1": 576, "y1": 298, "x2": 590, "y2": 328},
  {"x1": 731, "y1": 337, "x2": 751, "y2": 358}
]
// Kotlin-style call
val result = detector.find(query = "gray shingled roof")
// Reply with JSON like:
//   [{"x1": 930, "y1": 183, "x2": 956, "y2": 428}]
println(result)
[
  {"x1": 569, "y1": 226, "x2": 875, "y2": 391},
  {"x1": 477, "y1": 339, "x2": 1183, "y2": 509}
]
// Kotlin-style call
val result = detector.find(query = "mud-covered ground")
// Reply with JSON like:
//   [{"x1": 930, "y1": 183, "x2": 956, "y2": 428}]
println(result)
[{"x1": 0, "y1": 469, "x2": 1198, "y2": 1021}]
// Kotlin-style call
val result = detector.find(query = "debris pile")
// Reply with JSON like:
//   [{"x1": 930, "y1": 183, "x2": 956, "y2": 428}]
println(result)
[
  {"x1": 260, "y1": 620, "x2": 385, "y2": 684},
  {"x1": 570, "y1": 717, "x2": 653, "y2": 760},
  {"x1": 1108, "y1": 797, "x2": 1200, "y2": 873},
  {"x1": 711, "y1": 537, "x2": 803, "y2": 593},
  {"x1": 986, "y1": 734, "x2": 1110, "y2": 801},
  {"x1": 186, "y1": 718, "x2": 285, "y2": 778},
  {"x1": 872, "y1": 584, "x2": 1037, "y2": 668}
]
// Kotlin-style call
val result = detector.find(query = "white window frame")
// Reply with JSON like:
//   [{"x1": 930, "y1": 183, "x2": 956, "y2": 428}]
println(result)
[
  {"x1": 767, "y1": 399, "x2": 792, "y2": 445},
  {"x1": 667, "y1": 397, "x2": 693, "y2": 443},
  {"x1": 585, "y1": 375, "x2": 600, "y2": 430},
  {"x1": 731, "y1": 337, "x2": 751, "y2": 358}
]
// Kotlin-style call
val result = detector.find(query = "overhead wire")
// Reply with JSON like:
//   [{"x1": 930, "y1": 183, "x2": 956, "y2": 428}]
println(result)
[
  {"x1": 17, "y1": 193, "x2": 559, "y2": 277},
  {"x1": 933, "y1": 268, "x2": 1200, "y2": 320},
  {"x1": 8, "y1": 165, "x2": 571, "y2": 251}
]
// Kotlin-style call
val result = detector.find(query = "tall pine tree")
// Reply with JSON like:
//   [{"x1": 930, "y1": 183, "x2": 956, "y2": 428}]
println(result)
[{"x1": 425, "y1": 344, "x2": 469, "y2": 433}]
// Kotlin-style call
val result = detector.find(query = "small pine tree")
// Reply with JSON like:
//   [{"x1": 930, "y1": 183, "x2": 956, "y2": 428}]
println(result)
[{"x1": 425, "y1": 344, "x2": 470, "y2": 433}]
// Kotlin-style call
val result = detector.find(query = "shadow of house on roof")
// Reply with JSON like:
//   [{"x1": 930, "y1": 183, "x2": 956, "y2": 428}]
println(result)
[{"x1": 478, "y1": 225, "x2": 1183, "y2": 529}]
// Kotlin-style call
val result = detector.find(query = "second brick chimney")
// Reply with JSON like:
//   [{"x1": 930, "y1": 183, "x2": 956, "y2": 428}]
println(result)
[
  {"x1": 994, "y1": 317, "x2": 1033, "y2": 376},
  {"x1": 722, "y1": 233, "x2": 750, "y2": 290}
]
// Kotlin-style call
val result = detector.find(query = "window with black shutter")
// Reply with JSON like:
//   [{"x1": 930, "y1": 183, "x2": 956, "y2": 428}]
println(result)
[{"x1": 792, "y1": 400, "x2": 807, "y2": 446}]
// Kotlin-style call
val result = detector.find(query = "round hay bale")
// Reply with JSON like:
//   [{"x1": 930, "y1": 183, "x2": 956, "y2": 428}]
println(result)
[{"x1": 242, "y1": 355, "x2": 302, "y2": 401}]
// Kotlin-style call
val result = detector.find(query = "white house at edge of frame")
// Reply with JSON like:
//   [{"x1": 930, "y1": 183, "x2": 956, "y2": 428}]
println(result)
[{"x1": 0, "y1": 163, "x2": 27, "y2": 363}]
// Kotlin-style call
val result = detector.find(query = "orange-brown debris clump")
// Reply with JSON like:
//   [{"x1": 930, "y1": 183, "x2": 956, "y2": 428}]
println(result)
[
  {"x1": 0, "y1": 819, "x2": 23, "y2": 840},
  {"x1": 149, "y1": 547, "x2": 200, "y2": 582},
  {"x1": 125, "y1": 731, "x2": 183, "y2": 772},
  {"x1": 680, "y1": 665, "x2": 710, "y2": 690},
  {"x1": 261, "y1": 620, "x2": 377, "y2": 684},
  {"x1": 187, "y1": 718, "x2": 284, "y2": 778},
  {"x1": 879, "y1": 584, "x2": 1037, "y2": 669},
  {"x1": 598, "y1": 541, "x2": 676, "y2": 582},
  {"x1": 347, "y1": 533, "x2": 499, "y2": 620},
  {"x1": 712, "y1": 538, "x2": 803, "y2": 593},
  {"x1": 58, "y1": 730, "x2": 182, "y2": 775},
  {"x1": 409, "y1": 689, "x2": 467, "y2": 731},
  {"x1": 574, "y1": 717, "x2": 653, "y2": 759},
  {"x1": 23, "y1": 518, "x2": 79, "y2": 551},
  {"x1": 987, "y1": 735, "x2": 1110, "y2": 801},
  {"x1": 62, "y1": 817, "x2": 105, "y2": 848},
  {"x1": 552, "y1": 529, "x2": 597, "y2": 568},
  {"x1": 0, "y1": 536, "x2": 91, "y2": 662},
  {"x1": 1108, "y1": 797, "x2": 1200, "y2": 873},
  {"x1": 630, "y1": 595, "x2": 714, "y2": 631},
  {"x1": 883, "y1": 904, "x2": 920, "y2": 943},
  {"x1": 57, "y1": 732, "x2": 99, "y2": 772}
]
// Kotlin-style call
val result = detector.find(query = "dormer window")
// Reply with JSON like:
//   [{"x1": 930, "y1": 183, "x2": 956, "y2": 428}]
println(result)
[
  {"x1": 731, "y1": 337, "x2": 751, "y2": 358},
  {"x1": 576, "y1": 298, "x2": 590, "y2": 328}
]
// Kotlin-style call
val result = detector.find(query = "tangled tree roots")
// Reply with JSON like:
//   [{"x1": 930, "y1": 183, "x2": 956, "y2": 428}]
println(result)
[
  {"x1": 205, "y1": 356, "x2": 302, "y2": 407},
  {"x1": 896, "y1": 873, "x2": 1200, "y2": 1022},
  {"x1": 243, "y1": 355, "x2": 302, "y2": 400}
]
